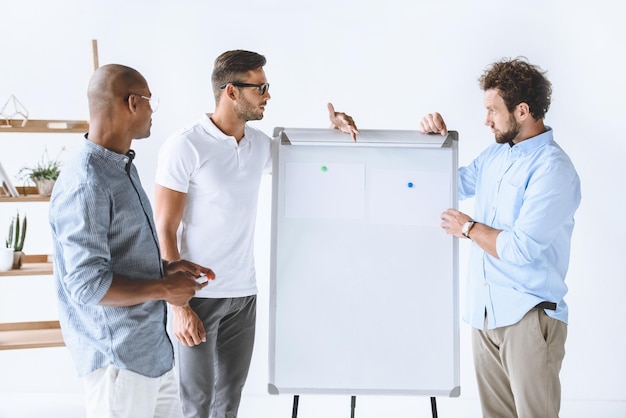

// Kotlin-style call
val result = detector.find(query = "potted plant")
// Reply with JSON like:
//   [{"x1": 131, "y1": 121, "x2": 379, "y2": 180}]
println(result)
[
  {"x1": 4, "y1": 211, "x2": 27, "y2": 269},
  {"x1": 19, "y1": 148, "x2": 64, "y2": 196}
]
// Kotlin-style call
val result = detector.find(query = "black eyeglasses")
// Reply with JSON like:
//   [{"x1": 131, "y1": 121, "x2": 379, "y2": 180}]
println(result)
[{"x1": 219, "y1": 82, "x2": 270, "y2": 96}]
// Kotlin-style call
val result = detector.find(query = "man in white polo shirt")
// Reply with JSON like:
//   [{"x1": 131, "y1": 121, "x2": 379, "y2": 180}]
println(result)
[{"x1": 153, "y1": 49, "x2": 357, "y2": 418}]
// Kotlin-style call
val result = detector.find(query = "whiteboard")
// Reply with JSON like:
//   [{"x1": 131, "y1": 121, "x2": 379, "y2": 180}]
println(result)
[{"x1": 268, "y1": 128, "x2": 460, "y2": 396}]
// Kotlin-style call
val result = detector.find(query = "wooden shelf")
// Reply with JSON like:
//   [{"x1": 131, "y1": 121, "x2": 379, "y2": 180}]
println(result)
[
  {"x1": 0, "y1": 186, "x2": 49, "y2": 202},
  {"x1": 0, "y1": 195, "x2": 49, "y2": 202},
  {"x1": 0, "y1": 254, "x2": 52, "y2": 277},
  {"x1": 0, "y1": 119, "x2": 88, "y2": 133},
  {"x1": 0, "y1": 321, "x2": 64, "y2": 350}
]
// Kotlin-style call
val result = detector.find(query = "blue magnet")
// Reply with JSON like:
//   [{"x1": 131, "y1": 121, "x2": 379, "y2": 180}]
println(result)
[{"x1": 407, "y1": 182, "x2": 414, "y2": 188}]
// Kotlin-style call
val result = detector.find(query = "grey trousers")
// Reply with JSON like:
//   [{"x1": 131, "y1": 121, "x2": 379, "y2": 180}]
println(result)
[
  {"x1": 472, "y1": 307, "x2": 567, "y2": 418},
  {"x1": 176, "y1": 296, "x2": 256, "y2": 418}
]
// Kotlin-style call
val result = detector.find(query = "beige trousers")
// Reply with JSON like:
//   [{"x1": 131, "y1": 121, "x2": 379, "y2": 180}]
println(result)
[{"x1": 472, "y1": 308, "x2": 567, "y2": 418}]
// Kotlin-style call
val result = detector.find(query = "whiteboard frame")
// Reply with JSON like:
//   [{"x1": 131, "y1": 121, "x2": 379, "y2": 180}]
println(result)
[{"x1": 268, "y1": 128, "x2": 460, "y2": 397}]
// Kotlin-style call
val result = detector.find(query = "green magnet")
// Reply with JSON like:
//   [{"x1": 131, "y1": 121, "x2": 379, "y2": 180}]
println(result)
[{"x1": 321, "y1": 166, "x2": 328, "y2": 172}]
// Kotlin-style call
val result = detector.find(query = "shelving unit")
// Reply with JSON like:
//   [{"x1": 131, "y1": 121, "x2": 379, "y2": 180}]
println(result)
[
  {"x1": 0, "y1": 39, "x2": 100, "y2": 357},
  {"x1": 0, "y1": 121, "x2": 87, "y2": 350}
]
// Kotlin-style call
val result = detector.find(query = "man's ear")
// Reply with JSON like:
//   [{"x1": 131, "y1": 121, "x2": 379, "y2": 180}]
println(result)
[
  {"x1": 225, "y1": 84, "x2": 237, "y2": 100},
  {"x1": 516, "y1": 102, "x2": 530, "y2": 121},
  {"x1": 127, "y1": 94, "x2": 138, "y2": 113}
]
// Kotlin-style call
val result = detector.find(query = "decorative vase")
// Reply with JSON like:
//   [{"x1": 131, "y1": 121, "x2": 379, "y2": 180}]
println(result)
[
  {"x1": 12, "y1": 250, "x2": 23, "y2": 269},
  {"x1": 35, "y1": 179, "x2": 56, "y2": 196},
  {"x1": 0, "y1": 248, "x2": 14, "y2": 272}
]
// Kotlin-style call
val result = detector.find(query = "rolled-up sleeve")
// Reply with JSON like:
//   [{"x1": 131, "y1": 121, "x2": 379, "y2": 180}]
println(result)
[
  {"x1": 51, "y1": 182, "x2": 113, "y2": 305},
  {"x1": 496, "y1": 159, "x2": 581, "y2": 265}
]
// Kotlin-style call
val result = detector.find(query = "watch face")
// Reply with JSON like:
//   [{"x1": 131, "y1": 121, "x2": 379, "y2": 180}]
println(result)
[{"x1": 462, "y1": 221, "x2": 473, "y2": 237}]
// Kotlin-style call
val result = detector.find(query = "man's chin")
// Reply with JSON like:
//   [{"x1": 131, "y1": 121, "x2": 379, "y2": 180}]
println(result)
[{"x1": 134, "y1": 130, "x2": 151, "y2": 140}]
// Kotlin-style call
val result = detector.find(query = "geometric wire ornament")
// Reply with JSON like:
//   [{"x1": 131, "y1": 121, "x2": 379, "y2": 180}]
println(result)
[{"x1": 0, "y1": 95, "x2": 29, "y2": 128}]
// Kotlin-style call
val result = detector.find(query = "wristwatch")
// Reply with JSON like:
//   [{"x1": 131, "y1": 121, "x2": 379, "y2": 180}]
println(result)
[{"x1": 461, "y1": 220, "x2": 476, "y2": 239}]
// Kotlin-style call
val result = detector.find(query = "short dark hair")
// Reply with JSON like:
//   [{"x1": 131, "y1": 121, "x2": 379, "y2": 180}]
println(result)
[
  {"x1": 478, "y1": 57, "x2": 552, "y2": 120},
  {"x1": 211, "y1": 50, "x2": 267, "y2": 103}
]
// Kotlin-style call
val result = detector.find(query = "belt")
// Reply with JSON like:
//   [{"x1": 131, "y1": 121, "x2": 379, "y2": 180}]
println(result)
[{"x1": 534, "y1": 301, "x2": 557, "y2": 311}]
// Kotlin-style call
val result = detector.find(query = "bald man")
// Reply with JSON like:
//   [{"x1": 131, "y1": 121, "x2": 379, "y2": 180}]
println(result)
[{"x1": 49, "y1": 64, "x2": 214, "y2": 418}]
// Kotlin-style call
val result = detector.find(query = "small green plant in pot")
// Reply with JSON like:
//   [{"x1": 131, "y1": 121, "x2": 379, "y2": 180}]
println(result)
[
  {"x1": 19, "y1": 148, "x2": 64, "y2": 196},
  {"x1": 5, "y1": 211, "x2": 27, "y2": 269}
]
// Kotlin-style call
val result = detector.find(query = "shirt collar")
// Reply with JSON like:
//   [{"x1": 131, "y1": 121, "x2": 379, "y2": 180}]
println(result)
[
  {"x1": 83, "y1": 133, "x2": 135, "y2": 173},
  {"x1": 509, "y1": 126, "x2": 553, "y2": 158},
  {"x1": 200, "y1": 113, "x2": 250, "y2": 146}
]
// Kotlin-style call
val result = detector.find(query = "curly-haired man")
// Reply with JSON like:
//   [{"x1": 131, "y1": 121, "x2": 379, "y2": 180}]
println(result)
[{"x1": 421, "y1": 58, "x2": 581, "y2": 418}]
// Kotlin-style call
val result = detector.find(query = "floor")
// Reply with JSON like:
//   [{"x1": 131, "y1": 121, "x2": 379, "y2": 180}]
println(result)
[{"x1": 0, "y1": 393, "x2": 625, "y2": 418}]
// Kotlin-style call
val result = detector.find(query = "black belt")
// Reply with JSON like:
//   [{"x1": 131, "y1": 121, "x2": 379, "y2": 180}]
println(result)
[{"x1": 534, "y1": 301, "x2": 557, "y2": 311}]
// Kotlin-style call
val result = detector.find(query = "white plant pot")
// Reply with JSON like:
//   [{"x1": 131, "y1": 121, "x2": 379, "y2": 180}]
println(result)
[
  {"x1": 0, "y1": 248, "x2": 14, "y2": 272},
  {"x1": 35, "y1": 179, "x2": 56, "y2": 196}
]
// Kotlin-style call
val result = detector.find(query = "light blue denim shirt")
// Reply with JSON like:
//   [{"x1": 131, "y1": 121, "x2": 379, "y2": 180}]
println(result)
[
  {"x1": 49, "y1": 138, "x2": 173, "y2": 378},
  {"x1": 460, "y1": 127, "x2": 581, "y2": 330}
]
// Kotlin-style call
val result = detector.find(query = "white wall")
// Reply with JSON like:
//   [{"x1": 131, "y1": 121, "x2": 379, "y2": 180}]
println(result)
[{"x1": 1, "y1": 0, "x2": 624, "y2": 415}]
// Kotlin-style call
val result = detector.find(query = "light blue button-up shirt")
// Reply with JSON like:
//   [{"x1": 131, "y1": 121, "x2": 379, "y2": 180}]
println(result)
[
  {"x1": 460, "y1": 128, "x2": 581, "y2": 330},
  {"x1": 49, "y1": 138, "x2": 173, "y2": 378}
]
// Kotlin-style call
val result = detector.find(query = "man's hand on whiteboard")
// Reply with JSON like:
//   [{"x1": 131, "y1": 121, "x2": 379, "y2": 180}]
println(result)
[
  {"x1": 171, "y1": 304, "x2": 207, "y2": 347},
  {"x1": 419, "y1": 112, "x2": 448, "y2": 136},
  {"x1": 328, "y1": 102, "x2": 360, "y2": 142}
]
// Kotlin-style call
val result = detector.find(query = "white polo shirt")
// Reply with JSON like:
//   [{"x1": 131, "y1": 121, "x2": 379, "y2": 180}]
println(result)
[{"x1": 155, "y1": 114, "x2": 272, "y2": 298}]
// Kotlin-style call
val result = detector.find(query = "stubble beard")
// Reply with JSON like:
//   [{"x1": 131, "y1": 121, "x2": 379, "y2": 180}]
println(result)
[
  {"x1": 495, "y1": 113, "x2": 520, "y2": 144},
  {"x1": 235, "y1": 95, "x2": 265, "y2": 122}
]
